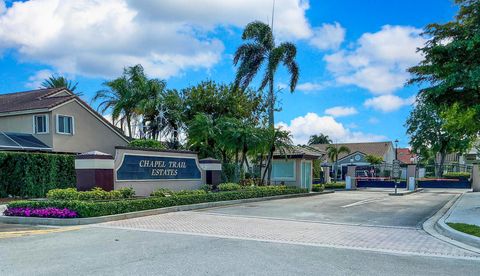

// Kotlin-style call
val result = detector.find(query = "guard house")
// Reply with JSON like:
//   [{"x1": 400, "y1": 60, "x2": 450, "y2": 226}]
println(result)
[{"x1": 269, "y1": 146, "x2": 325, "y2": 190}]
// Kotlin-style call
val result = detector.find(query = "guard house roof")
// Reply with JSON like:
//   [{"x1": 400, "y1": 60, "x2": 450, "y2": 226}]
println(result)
[
  {"x1": 311, "y1": 141, "x2": 393, "y2": 162},
  {"x1": 272, "y1": 145, "x2": 325, "y2": 160}
]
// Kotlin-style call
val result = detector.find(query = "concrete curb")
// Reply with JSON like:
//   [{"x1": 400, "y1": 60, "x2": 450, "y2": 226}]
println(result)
[
  {"x1": 0, "y1": 191, "x2": 334, "y2": 226},
  {"x1": 388, "y1": 188, "x2": 424, "y2": 196},
  {"x1": 435, "y1": 193, "x2": 480, "y2": 249},
  {"x1": 423, "y1": 193, "x2": 480, "y2": 254}
]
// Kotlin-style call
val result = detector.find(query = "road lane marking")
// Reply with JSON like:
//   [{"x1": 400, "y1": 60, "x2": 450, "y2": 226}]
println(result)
[
  {"x1": 0, "y1": 226, "x2": 81, "y2": 239},
  {"x1": 341, "y1": 197, "x2": 387, "y2": 208}
]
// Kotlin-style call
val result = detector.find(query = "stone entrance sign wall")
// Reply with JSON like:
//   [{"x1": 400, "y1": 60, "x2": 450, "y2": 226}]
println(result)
[{"x1": 114, "y1": 147, "x2": 205, "y2": 196}]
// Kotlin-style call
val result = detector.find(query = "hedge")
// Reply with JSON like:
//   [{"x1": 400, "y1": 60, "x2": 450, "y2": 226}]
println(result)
[
  {"x1": 7, "y1": 187, "x2": 307, "y2": 218},
  {"x1": 0, "y1": 151, "x2": 76, "y2": 198},
  {"x1": 443, "y1": 172, "x2": 471, "y2": 179}
]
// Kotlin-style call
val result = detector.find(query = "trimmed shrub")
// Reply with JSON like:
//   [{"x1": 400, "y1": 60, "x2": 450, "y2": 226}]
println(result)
[
  {"x1": 46, "y1": 187, "x2": 133, "y2": 201},
  {"x1": 7, "y1": 186, "x2": 307, "y2": 218},
  {"x1": 324, "y1": 182, "x2": 346, "y2": 189},
  {"x1": 312, "y1": 184, "x2": 325, "y2": 192},
  {"x1": 128, "y1": 139, "x2": 164, "y2": 150},
  {"x1": 0, "y1": 151, "x2": 76, "y2": 198},
  {"x1": 218, "y1": 183, "x2": 241, "y2": 191},
  {"x1": 173, "y1": 190, "x2": 207, "y2": 196},
  {"x1": 443, "y1": 172, "x2": 471, "y2": 179},
  {"x1": 4, "y1": 207, "x2": 77, "y2": 218},
  {"x1": 118, "y1": 187, "x2": 136, "y2": 198}
]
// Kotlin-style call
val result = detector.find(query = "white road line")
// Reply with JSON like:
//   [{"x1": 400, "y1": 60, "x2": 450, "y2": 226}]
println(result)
[{"x1": 341, "y1": 197, "x2": 387, "y2": 208}]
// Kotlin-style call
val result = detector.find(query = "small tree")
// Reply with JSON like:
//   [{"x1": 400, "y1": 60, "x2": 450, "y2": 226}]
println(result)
[
  {"x1": 405, "y1": 96, "x2": 472, "y2": 177},
  {"x1": 365, "y1": 155, "x2": 383, "y2": 165},
  {"x1": 326, "y1": 145, "x2": 351, "y2": 182}
]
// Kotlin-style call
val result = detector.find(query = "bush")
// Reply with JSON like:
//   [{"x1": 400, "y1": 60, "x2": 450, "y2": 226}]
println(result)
[
  {"x1": 128, "y1": 139, "x2": 164, "y2": 150},
  {"x1": 200, "y1": 184, "x2": 211, "y2": 192},
  {"x1": 46, "y1": 187, "x2": 134, "y2": 201},
  {"x1": 312, "y1": 184, "x2": 325, "y2": 192},
  {"x1": 0, "y1": 151, "x2": 76, "y2": 198},
  {"x1": 7, "y1": 186, "x2": 307, "y2": 218},
  {"x1": 173, "y1": 190, "x2": 207, "y2": 196},
  {"x1": 324, "y1": 182, "x2": 346, "y2": 189},
  {"x1": 218, "y1": 183, "x2": 241, "y2": 191},
  {"x1": 443, "y1": 172, "x2": 471, "y2": 179},
  {"x1": 4, "y1": 207, "x2": 77, "y2": 218}
]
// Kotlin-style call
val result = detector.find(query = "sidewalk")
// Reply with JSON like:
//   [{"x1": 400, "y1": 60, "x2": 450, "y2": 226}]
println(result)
[{"x1": 445, "y1": 192, "x2": 480, "y2": 226}]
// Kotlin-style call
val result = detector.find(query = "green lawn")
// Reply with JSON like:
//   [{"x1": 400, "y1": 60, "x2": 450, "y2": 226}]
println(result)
[{"x1": 447, "y1": 223, "x2": 480, "y2": 238}]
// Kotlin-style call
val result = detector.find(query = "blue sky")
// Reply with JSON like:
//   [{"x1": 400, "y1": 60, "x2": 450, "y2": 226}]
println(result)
[{"x1": 0, "y1": 0, "x2": 457, "y2": 146}]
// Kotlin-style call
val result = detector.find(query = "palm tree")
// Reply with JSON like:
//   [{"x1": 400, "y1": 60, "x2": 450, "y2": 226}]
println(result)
[
  {"x1": 308, "y1": 134, "x2": 332, "y2": 145},
  {"x1": 162, "y1": 89, "x2": 184, "y2": 149},
  {"x1": 233, "y1": 21, "x2": 299, "y2": 183},
  {"x1": 261, "y1": 128, "x2": 294, "y2": 184},
  {"x1": 365, "y1": 154, "x2": 383, "y2": 165},
  {"x1": 41, "y1": 75, "x2": 82, "y2": 96},
  {"x1": 326, "y1": 145, "x2": 351, "y2": 182}
]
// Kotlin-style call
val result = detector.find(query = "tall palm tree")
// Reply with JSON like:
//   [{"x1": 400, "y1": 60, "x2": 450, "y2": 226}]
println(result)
[
  {"x1": 233, "y1": 21, "x2": 299, "y2": 183},
  {"x1": 162, "y1": 89, "x2": 184, "y2": 149},
  {"x1": 41, "y1": 75, "x2": 82, "y2": 96},
  {"x1": 308, "y1": 134, "x2": 332, "y2": 145},
  {"x1": 326, "y1": 145, "x2": 351, "y2": 182}
]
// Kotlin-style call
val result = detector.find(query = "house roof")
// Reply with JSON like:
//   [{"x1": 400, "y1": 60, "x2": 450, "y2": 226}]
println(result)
[
  {"x1": 273, "y1": 145, "x2": 325, "y2": 160},
  {"x1": 0, "y1": 88, "x2": 75, "y2": 114},
  {"x1": 396, "y1": 148, "x2": 417, "y2": 164},
  {"x1": 0, "y1": 88, "x2": 129, "y2": 142},
  {"x1": 311, "y1": 141, "x2": 393, "y2": 162}
]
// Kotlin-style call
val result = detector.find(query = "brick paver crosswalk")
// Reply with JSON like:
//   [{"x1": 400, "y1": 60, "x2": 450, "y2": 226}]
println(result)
[{"x1": 97, "y1": 211, "x2": 480, "y2": 259}]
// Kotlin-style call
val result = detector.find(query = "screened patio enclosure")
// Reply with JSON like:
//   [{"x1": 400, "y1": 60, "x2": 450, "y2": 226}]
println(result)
[{"x1": 0, "y1": 132, "x2": 52, "y2": 151}]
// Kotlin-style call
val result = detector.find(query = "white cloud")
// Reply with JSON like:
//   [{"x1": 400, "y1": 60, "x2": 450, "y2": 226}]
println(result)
[
  {"x1": 364, "y1": 94, "x2": 415, "y2": 112},
  {"x1": 25, "y1": 69, "x2": 54, "y2": 89},
  {"x1": 0, "y1": 0, "x2": 312, "y2": 79},
  {"x1": 324, "y1": 25, "x2": 426, "y2": 94},
  {"x1": 276, "y1": 112, "x2": 386, "y2": 144},
  {"x1": 324, "y1": 106, "x2": 358, "y2": 117},
  {"x1": 309, "y1": 22, "x2": 345, "y2": 50},
  {"x1": 127, "y1": 0, "x2": 312, "y2": 40},
  {"x1": 296, "y1": 81, "x2": 329, "y2": 93}
]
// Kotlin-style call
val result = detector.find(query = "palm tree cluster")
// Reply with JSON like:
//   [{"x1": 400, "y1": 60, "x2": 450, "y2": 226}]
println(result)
[
  {"x1": 93, "y1": 65, "x2": 182, "y2": 145},
  {"x1": 86, "y1": 20, "x2": 300, "y2": 184}
]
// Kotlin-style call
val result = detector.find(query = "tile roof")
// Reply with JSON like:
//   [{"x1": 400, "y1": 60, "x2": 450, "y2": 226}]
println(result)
[
  {"x1": 273, "y1": 145, "x2": 325, "y2": 159},
  {"x1": 396, "y1": 148, "x2": 417, "y2": 164},
  {"x1": 311, "y1": 141, "x2": 393, "y2": 162},
  {"x1": 0, "y1": 88, "x2": 75, "y2": 114}
]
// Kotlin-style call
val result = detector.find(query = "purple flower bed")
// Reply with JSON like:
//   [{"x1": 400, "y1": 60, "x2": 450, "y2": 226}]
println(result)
[{"x1": 3, "y1": 207, "x2": 78, "y2": 218}]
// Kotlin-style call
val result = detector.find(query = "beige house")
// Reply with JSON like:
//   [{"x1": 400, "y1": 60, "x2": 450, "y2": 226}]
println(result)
[{"x1": 0, "y1": 88, "x2": 129, "y2": 155}]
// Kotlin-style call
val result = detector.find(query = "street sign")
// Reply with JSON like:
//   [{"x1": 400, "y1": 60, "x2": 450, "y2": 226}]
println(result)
[{"x1": 392, "y1": 160, "x2": 401, "y2": 179}]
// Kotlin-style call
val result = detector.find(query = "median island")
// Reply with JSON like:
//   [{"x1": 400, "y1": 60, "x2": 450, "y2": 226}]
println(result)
[{"x1": 3, "y1": 184, "x2": 309, "y2": 218}]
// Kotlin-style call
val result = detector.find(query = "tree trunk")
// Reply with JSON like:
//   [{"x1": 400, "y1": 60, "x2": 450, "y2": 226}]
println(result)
[
  {"x1": 126, "y1": 115, "x2": 132, "y2": 138},
  {"x1": 267, "y1": 76, "x2": 275, "y2": 185},
  {"x1": 437, "y1": 151, "x2": 447, "y2": 178}
]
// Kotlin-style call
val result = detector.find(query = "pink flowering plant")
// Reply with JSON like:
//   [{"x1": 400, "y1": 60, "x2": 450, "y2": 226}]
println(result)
[{"x1": 3, "y1": 207, "x2": 78, "y2": 218}]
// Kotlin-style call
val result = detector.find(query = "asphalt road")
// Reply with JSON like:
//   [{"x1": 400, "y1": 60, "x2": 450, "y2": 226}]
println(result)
[
  {"x1": 1, "y1": 189, "x2": 479, "y2": 276},
  {"x1": 197, "y1": 189, "x2": 460, "y2": 228}
]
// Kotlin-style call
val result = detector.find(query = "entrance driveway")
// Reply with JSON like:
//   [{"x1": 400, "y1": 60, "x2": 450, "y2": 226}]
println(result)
[
  {"x1": 98, "y1": 189, "x2": 478, "y2": 259},
  {"x1": 196, "y1": 189, "x2": 461, "y2": 228}
]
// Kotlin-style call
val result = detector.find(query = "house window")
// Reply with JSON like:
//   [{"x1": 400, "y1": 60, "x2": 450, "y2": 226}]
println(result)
[
  {"x1": 56, "y1": 115, "x2": 74, "y2": 135},
  {"x1": 33, "y1": 115, "x2": 48, "y2": 134}
]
